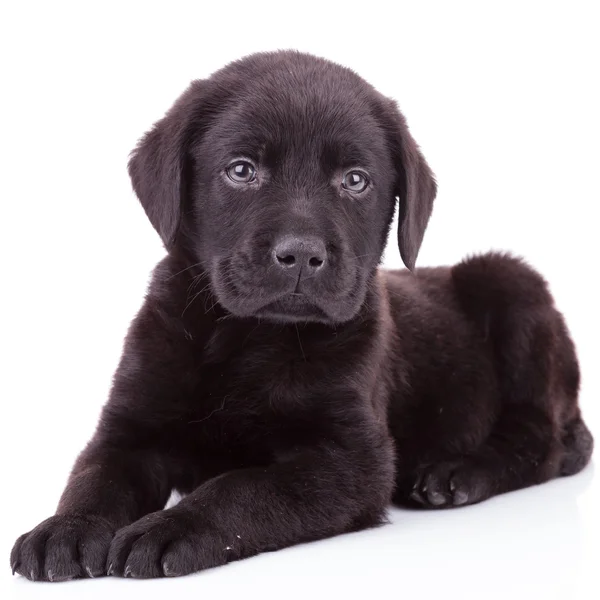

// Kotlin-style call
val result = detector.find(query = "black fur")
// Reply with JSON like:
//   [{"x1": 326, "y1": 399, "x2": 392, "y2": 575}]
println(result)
[{"x1": 10, "y1": 51, "x2": 592, "y2": 582}]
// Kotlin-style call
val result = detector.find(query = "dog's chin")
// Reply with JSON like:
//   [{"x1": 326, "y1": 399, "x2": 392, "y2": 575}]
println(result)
[
  {"x1": 216, "y1": 288, "x2": 357, "y2": 325},
  {"x1": 255, "y1": 294, "x2": 332, "y2": 324},
  {"x1": 226, "y1": 290, "x2": 366, "y2": 326},
  {"x1": 210, "y1": 263, "x2": 369, "y2": 325}
]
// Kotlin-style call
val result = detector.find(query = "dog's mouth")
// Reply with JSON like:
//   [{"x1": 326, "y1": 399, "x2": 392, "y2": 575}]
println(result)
[
  {"x1": 255, "y1": 293, "x2": 330, "y2": 323},
  {"x1": 211, "y1": 255, "x2": 365, "y2": 325}
]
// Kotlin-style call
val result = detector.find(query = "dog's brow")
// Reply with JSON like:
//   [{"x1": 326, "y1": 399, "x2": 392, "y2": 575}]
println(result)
[
  {"x1": 322, "y1": 141, "x2": 370, "y2": 168},
  {"x1": 225, "y1": 145, "x2": 262, "y2": 163}
]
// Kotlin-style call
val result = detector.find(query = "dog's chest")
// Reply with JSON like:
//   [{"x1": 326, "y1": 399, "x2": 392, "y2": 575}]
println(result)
[
  {"x1": 156, "y1": 321, "x2": 360, "y2": 476},
  {"x1": 165, "y1": 352, "x2": 328, "y2": 461}
]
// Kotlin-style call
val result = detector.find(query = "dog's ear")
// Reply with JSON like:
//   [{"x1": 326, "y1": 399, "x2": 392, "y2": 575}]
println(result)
[
  {"x1": 378, "y1": 99, "x2": 437, "y2": 270},
  {"x1": 128, "y1": 80, "x2": 207, "y2": 248}
]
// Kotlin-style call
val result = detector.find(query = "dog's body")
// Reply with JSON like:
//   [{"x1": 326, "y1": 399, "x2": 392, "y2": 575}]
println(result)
[{"x1": 11, "y1": 51, "x2": 592, "y2": 581}]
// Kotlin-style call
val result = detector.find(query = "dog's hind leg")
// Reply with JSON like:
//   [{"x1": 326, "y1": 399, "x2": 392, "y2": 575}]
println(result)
[
  {"x1": 403, "y1": 253, "x2": 592, "y2": 509},
  {"x1": 405, "y1": 409, "x2": 593, "y2": 509},
  {"x1": 405, "y1": 404, "x2": 565, "y2": 508}
]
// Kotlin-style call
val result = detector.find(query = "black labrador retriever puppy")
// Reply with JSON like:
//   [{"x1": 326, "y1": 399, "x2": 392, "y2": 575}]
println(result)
[{"x1": 11, "y1": 50, "x2": 593, "y2": 581}]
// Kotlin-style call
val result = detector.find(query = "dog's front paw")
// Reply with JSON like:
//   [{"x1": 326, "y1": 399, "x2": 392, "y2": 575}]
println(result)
[
  {"x1": 409, "y1": 459, "x2": 495, "y2": 508},
  {"x1": 10, "y1": 514, "x2": 114, "y2": 581},
  {"x1": 107, "y1": 509, "x2": 226, "y2": 579}
]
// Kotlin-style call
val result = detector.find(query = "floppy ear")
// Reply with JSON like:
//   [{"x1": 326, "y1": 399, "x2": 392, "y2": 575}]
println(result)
[
  {"x1": 128, "y1": 80, "x2": 206, "y2": 248},
  {"x1": 381, "y1": 100, "x2": 437, "y2": 270}
]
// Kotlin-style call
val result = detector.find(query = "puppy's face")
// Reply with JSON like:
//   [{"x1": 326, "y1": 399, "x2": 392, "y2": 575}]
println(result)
[
  {"x1": 193, "y1": 87, "x2": 396, "y2": 324},
  {"x1": 129, "y1": 52, "x2": 436, "y2": 325}
]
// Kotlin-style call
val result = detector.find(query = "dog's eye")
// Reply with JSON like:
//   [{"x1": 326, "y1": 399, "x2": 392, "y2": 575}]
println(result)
[
  {"x1": 226, "y1": 161, "x2": 257, "y2": 184},
  {"x1": 342, "y1": 171, "x2": 369, "y2": 193}
]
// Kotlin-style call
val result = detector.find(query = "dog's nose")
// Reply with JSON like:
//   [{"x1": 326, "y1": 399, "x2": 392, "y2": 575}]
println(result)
[{"x1": 273, "y1": 236, "x2": 327, "y2": 274}]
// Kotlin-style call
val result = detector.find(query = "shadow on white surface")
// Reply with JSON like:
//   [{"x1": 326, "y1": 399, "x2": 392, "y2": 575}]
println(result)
[{"x1": 6, "y1": 464, "x2": 596, "y2": 600}]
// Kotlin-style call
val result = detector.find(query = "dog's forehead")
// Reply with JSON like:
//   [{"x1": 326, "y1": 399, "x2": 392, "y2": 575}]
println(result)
[{"x1": 206, "y1": 77, "x2": 385, "y2": 167}]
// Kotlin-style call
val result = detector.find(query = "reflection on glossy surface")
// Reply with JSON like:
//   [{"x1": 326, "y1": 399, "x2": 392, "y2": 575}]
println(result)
[{"x1": 8, "y1": 464, "x2": 597, "y2": 600}]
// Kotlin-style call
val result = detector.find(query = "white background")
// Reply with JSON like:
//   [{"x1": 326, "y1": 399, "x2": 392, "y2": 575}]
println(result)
[{"x1": 1, "y1": 1, "x2": 599, "y2": 598}]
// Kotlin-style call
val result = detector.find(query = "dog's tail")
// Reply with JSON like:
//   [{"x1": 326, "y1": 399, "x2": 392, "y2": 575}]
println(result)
[{"x1": 561, "y1": 417, "x2": 594, "y2": 476}]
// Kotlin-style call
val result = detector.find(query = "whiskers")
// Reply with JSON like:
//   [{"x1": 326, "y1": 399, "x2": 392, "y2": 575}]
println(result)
[
  {"x1": 350, "y1": 253, "x2": 376, "y2": 262},
  {"x1": 295, "y1": 324, "x2": 307, "y2": 362},
  {"x1": 181, "y1": 271, "x2": 211, "y2": 317},
  {"x1": 182, "y1": 290, "x2": 204, "y2": 317},
  {"x1": 167, "y1": 261, "x2": 205, "y2": 281}
]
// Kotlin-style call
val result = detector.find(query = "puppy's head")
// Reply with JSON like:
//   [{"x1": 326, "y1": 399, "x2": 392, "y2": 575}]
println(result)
[{"x1": 129, "y1": 51, "x2": 436, "y2": 324}]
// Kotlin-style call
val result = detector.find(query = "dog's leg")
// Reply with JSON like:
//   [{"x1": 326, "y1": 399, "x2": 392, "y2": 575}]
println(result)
[
  {"x1": 10, "y1": 441, "x2": 171, "y2": 581},
  {"x1": 407, "y1": 404, "x2": 564, "y2": 508},
  {"x1": 408, "y1": 413, "x2": 592, "y2": 509},
  {"x1": 106, "y1": 429, "x2": 395, "y2": 578},
  {"x1": 403, "y1": 254, "x2": 592, "y2": 509}
]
